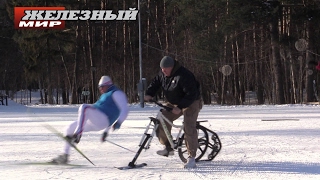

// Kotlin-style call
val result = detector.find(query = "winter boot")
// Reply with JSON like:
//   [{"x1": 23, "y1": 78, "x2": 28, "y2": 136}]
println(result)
[
  {"x1": 156, "y1": 146, "x2": 174, "y2": 157},
  {"x1": 184, "y1": 156, "x2": 196, "y2": 168},
  {"x1": 51, "y1": 154, "x2": 69, "y2": 164}
]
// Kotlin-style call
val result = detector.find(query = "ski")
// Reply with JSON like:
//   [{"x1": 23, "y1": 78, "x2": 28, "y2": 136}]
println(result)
[
  {"x1": 116, "y1": 163, "x2": 147, "y2": 170},
  {"x1": 43, "y1": 124, "x2": 95, "y2": 166}
]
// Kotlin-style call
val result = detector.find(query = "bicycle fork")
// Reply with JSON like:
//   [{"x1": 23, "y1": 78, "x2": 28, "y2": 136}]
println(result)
[
  {"x1": 127, "y1": 117, "x2": 159, "y2": 167},
  {"x1": 127, "y1": 114, "x2": 183, "y2": 167}
]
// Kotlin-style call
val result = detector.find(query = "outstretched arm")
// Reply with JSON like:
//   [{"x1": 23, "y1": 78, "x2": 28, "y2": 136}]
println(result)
[
  {"x1": 101, "y1": 90, "x2": 129, "y2": 142},
  {"x1": 112, "y1": 90, "x2": 129, "y2": 128}
]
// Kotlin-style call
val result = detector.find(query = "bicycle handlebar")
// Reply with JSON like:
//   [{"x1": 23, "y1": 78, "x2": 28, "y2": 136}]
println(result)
[{"x1": 149, "y1": 100, "x2": 173, "y2": 112}]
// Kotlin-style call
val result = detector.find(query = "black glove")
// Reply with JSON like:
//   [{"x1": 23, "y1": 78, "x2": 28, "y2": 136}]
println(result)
[
  {"x1": 101, "y1": 132, "x2": 108, "y2": 142},
  {"x1": 73, "y1": 134, "x2": 82, "y2": 144},
  {"x1": 66, "y1": 134, "x2": 82, "y2": 144},
  {"x1": 113, "y1": 122, "x2": 121, "y2": 131}
]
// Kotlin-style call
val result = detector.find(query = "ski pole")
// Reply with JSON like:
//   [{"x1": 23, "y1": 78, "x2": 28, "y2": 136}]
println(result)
[{"x1": 105, "y1": 139, "x2": 136, "y2": 153}]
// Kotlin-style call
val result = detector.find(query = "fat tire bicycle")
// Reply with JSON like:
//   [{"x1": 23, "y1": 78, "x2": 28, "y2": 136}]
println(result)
[{"x1": 126, "y1": 101, "x2": 222, "y2": 168}]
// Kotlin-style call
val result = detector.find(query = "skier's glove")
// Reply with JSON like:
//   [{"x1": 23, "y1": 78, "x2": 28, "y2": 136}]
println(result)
[
  {"x1": 113, "y1": 122, "x2": 121, "y2": 131},
  {"x1": 66, "y1": 134, "x2": 82, "y2": 144},
  {"x1": 101, "y1": 132, "x2": 108, "y2": 142}
]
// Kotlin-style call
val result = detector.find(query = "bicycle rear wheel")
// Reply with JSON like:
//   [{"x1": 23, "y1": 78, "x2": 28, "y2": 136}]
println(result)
[{"x1": 178, "y1": 125, "x2": 209, "y2": 163}]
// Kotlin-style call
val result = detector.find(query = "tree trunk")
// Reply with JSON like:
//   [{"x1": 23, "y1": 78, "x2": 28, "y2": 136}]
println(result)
[
  {"x1": 306, "y1": 20, "x2": 316, "y2": 102},
  {"x1": 87, "y1": 20, "x2": 96, "y2": 103},
  {"x1": 269, "y1": 18, "x2": 285, "y2": 104},
  {"x1": 71, "y1": 20, "x2": 81, "y2": 104},
  {"x1": 46, "y1": 38, "x2": 54, "y2": 104},
  {"x1": 254, "y1": 25, "x2": 264, "y2": 104},
  {"x1": 231, "y1": 34, "x2": 239, "y2": 105},
  {"x1": 123, "y1": 1, "x2": 127, "y2": 95}
]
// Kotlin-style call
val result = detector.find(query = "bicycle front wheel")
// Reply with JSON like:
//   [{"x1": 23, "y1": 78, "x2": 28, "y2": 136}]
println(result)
[{"x1": 178, "y1": 125, "x2": 209, "y2": 163}]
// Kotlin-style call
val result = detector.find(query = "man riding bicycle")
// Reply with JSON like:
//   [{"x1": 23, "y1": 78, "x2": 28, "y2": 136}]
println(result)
[{"x1": 144, "y1": 56, "x2": 202, "y2": 168}]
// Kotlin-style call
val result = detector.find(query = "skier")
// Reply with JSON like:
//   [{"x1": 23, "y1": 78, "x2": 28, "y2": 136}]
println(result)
[
  {"x1": 144, "y1": 56, "x2": 202, "y2": 168},
  {"x1": 51, "y1": 75, "x2": 129, "y2": 164}
]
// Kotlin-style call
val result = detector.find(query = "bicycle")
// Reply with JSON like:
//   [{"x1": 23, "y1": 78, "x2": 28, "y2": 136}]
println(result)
[{"x1": 124, "y1": 101, "x2": 222, "y2": 169}]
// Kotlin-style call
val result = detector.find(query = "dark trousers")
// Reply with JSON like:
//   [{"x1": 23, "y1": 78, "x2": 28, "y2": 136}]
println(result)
[{"x1": 156, "y1": 99, "x2": 202, "y2": 157}]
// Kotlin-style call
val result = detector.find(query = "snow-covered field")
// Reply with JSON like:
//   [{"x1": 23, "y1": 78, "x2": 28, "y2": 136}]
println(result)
[{"x1": 0, "y1": 99, "x2": 320, "y2": 180}]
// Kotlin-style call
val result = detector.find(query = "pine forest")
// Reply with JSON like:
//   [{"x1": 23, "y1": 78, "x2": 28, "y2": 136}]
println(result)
[{"x1": 1, "y1": 0, "x2": 320, "y2": 105}]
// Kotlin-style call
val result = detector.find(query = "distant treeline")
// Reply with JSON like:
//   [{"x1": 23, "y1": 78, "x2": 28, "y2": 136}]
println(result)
[{"x1": 1, "y1": 0, "x2": 320, "y2": 105}]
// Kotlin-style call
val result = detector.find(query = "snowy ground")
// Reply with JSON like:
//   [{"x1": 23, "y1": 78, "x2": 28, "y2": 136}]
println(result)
[{"x1": 0, "y1": 99, "x2": 320, "y2": 180}]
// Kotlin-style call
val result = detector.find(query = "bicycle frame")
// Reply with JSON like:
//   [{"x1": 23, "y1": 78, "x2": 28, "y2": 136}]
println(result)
[
  {"x1": 126, "y1": 101, "x2": 222, "y2": 167},
  {"x1": 138, "y1": 110, "x2": 184, "y2": 150},
  {"x1": 156, "y1": 111, "x2": 184, "y2": 149}
]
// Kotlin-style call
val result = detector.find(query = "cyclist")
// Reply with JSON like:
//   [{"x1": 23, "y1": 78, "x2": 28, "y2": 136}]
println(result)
[{"x1": 144, "y1": 56, "x2": 202, "y2": 168}]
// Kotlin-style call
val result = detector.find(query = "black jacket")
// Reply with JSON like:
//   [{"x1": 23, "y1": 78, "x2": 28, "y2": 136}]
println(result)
[{"x1": 146, "y1": 61, "x2": 200, "y2": 109}]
